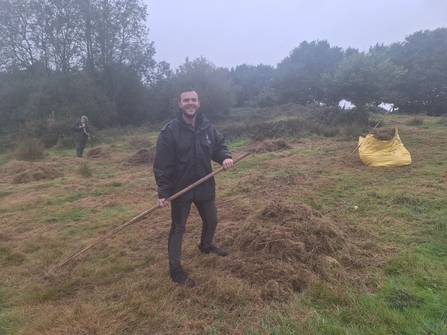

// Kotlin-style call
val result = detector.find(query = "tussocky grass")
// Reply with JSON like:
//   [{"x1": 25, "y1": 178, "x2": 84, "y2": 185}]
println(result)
[{"x1": 0, "y1": 111, "x2": 446, "y2": 334}]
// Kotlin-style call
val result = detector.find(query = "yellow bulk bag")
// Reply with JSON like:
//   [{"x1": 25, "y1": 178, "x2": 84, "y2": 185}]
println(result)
[{"x1": 358, "y1": 127, "x2": 411, "y2": 167}]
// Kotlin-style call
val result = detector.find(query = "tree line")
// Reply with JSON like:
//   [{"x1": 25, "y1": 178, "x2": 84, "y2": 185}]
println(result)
[{"x1": 1, "y1": 0, "x2": 446, "y2": 140}]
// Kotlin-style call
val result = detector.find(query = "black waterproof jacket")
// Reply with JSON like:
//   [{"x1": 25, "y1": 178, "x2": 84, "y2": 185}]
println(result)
[
  {"x1": 72, "y1": 121, "x2": 90, "y2": 143},
  {"x1": 153, "y1": 111, "x2": 232, "y2": 202}
]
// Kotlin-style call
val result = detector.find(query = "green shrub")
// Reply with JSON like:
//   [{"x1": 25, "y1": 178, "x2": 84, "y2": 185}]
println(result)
[
  {"x1": 21, "y1": 116, "x2": 75, "y2": 149},
  {"x1": 13, "y1": 138, "x2": 45, "y2": 161},
  {"x1": 0, "y1": 135, "x2": 10, "y2": 155},
  {"x1": 437, "y1": 116, "x2": 447, "y2": 126},
  {"x1": 407, "y1": 116, "x2": 424, "y2": 125},
  {"x1": 246, "y1": 88, "x2": 279, "y2": 108},
  {"x1": 322, "y1": 127, "x2": 339, "y2": 137},
  {"x1": 77, "y1": 163, "x2": 92, "y2": 177},
  {"x1": 339, "y1": 122, "x2": 367, "y2": 140}
]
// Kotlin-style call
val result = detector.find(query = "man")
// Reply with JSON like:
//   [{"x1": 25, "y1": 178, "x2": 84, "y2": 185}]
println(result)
[
  {"x1": 72, "y1": 115, "x2": 90, "y2": 157},
  {"x1": 153, "y1": 89, "x2": 233, "y2": 287}
]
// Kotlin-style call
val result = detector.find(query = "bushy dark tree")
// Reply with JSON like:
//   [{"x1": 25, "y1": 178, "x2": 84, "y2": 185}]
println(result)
[
  {"x1": 388, "y1": 28, "x2": 447, "y2": 116},
  {"x1": 273, "y1": 40, "x2": 344, "y2": 105},
  {"x1": 228, "y1": 63, "x2": 275, "y2": 107},
  {"x1": 320, "y1": 48, "x2": 359, "y2": 106},
  {"x1": 146, "y1": 79, "x2": 175, "y2": 123},
  {"x1": 89, "y1": 0, "x2": 156, "y2": 102},
  {"x1": 67, "y1": 73, "x2": 117, "y2": 127},
  {"x1": 0, "y1": 0, "x2": 156, "y2": 129},
  {"x1": 0, "y1": 69, "x2": 116, "y2": 132},
  {"x1": 323, "y1": 51, "x2": 405, "y2": 114},
  {"x1": 0, "y1": 0, "x2": 155, "y2": 74},
  {"x1": 109, "y1": 64, "x2": 150, "y2": 125},
  {"x1": 246, "y1": 87, "x2": 279, "y2": 108}
]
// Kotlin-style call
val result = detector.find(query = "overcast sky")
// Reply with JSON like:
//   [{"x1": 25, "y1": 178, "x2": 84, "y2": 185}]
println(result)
[{"x1": 144, "y1": 0, "x2": 447, "y2": 70}]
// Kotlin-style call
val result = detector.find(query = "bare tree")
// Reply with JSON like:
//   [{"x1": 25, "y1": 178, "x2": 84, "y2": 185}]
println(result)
[
  {"x1": 0, "y1": 0, "x2": 40, "y2": 71},
  {"x1": 0, "y1": 0, "x2": 155, "y2": 77}
]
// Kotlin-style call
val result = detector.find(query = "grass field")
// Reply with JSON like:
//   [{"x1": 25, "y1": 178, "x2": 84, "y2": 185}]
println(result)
[{"x1": 1, "y1": 111, "x2": 446, "y2": 334}]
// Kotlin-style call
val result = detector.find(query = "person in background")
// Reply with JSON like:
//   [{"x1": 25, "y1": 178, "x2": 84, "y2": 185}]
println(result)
[
  {"x1": 72, "y1": 115, "x2": 90, "y2": 157},
  {"x1": 153, "y1": 89, "x2": 234, "y2": 287}
]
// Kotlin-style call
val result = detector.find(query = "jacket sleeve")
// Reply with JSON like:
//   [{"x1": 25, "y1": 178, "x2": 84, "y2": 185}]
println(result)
[
  {"x1": 153, "y1": 128, "x2": 176, "y2": 199},
  {"x1": 211, "y1": 128, "x2": 232, "y2": 165},
  {"x1": 72, "y1": 121, "x2": 82, "y2": 131}
]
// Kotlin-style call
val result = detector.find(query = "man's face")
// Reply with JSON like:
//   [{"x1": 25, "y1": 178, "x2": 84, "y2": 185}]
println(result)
[
  {"x1": 81, "y1": 117, "x2": 86, "y2": 124},
  {"x1": 178, "y1": 91, "x2": 200, "y2": 119}
]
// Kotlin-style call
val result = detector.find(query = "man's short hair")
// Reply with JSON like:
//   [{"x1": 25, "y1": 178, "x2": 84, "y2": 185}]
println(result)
[{"x1": 178, "y1": 88, "x2": 197, "y2": 101}]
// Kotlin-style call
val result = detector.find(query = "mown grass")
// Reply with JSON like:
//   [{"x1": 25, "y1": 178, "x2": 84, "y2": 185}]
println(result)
[{"x1": 0, "y1": 111, "x2": 446, "y2": 334}]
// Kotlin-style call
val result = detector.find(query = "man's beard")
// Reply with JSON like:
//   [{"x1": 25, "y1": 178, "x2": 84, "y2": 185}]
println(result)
[{"x1": 181, "y1": 107, "x2": 198, "y2": 119}]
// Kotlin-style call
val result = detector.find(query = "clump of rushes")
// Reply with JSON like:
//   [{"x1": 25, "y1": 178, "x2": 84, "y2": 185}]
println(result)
[
  {"x1": 407, "y1": 116, "x2": 424, "y2": 126},
  {"x1": 13, "y1": 138, "x2": 45, "y2": 161},
  {"x1": 77, "y1": 163, "x2": 92, "y2": 177}
]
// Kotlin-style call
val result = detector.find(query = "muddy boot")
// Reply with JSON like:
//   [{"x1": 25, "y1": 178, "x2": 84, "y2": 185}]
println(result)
[
  {"x1": 170, "y1": 268, "x2": 195, "y2": 287},
  {"x1": 198, "y1": 244, "x2": 228, "y2": 256}
]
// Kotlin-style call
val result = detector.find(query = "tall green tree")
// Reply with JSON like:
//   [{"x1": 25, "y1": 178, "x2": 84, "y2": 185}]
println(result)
[
  {"x1": 273, "y1": 40, "x2": 344, "y2": 105},
  {"x1": 39, "y1": 0, "x2": 83, "y2": 74},
  {"x1": 91, "y1": 0, "x2": 155, "y2": 100},
  {"x1": 0, "y1": 0, "x2": 156, "y2": 128},
  {"x1": 0, "y1": 0, "x2": 155, "y2": 75},
  {"x1": 324, "y1": 51, "x2": 405, "y2": 113},
  {"x1": 144, "y1": 61, "x2": 174, "y2": 123},
  {"x1": 388, "y1": 28, "x2": 447, "y2": 116},
  {"x1": 229, "y1": 63, "x2": 275, "y2": 107}
]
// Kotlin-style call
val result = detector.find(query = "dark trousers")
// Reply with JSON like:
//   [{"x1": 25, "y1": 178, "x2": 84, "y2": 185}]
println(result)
[
  {"x1": 75, "y1": 140, "x2": 86, "y2": 157},
  {"x1": 168, "y1": 199, "x2": 218, "y2": 271}
]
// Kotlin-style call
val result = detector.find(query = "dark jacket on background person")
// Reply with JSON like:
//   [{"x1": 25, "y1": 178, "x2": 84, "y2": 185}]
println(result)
[
  {"x1": 72, "y1": 120, "x2": 90, "y2": 142},
  {"x1": 153, "y1": 110, "x2": 232, "y2": 202}
]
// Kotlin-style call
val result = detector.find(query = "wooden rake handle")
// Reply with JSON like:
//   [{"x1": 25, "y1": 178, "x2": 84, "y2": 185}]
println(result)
[{"x1": 51, "y1": 152, "x2": 251, "y2": 270}]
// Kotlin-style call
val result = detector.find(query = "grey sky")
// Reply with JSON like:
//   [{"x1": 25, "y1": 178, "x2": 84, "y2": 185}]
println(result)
[{"x1": 144, "y1": 0, "x2": 447, "y2": 69}]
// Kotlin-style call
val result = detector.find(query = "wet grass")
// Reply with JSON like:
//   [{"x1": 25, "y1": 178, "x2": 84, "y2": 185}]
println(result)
[{"x1": 0, "y1": 113, "x2": 446, "y2": 334}]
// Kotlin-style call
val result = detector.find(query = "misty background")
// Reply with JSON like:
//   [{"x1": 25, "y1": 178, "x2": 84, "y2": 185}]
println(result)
[
  {"x1": 145, "y1": 0, "x2": 447, "y2": 68},
  {"x1": 0, "y1": 0, "x2": 446, "y2": 153}
]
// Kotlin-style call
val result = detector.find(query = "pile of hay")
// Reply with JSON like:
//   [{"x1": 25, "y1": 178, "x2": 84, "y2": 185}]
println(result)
[
  {"x1": 217, "y1": 200, "x2": 372, "y2": 300},
  {"x1": 87, "y1": 147, "x2": 110, "y2": 158},
  {"x1": 127, "y1": 149, "x2": 155, "y2": 165},
  {"x1": 253, "y1": 139, "x2": 293, "y2": 153},
  {"x1": 13, "y1": 165, "x2": 62, "y2": 184},
  {"x1": 370, "y1": 127, "x2": 396, "y2": 140}
]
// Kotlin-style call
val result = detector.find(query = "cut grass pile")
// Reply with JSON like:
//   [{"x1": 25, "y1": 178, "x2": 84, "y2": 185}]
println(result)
[{"x1": 0, "y1": 113, "x2": 446, "y2": 334}]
